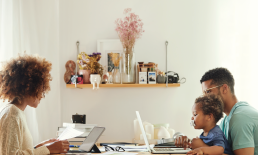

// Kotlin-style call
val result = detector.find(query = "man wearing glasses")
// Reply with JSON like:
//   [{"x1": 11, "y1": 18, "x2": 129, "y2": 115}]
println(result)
[{"x1": 175, "y1": 67, "x2": 258, "y2": 155}]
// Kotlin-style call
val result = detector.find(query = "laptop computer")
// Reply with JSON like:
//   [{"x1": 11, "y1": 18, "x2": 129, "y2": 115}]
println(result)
[
  {"x1": 136, "y1": 111, "x2": 190, "y2": 154},
  {"x1": 66, "y1": 126, "x2": 105, "y2": 154}
]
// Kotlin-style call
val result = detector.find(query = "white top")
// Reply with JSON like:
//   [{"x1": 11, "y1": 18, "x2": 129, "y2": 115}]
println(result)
[{"x1": 0, "y1": 104, "x2": 50, "y2": 155}]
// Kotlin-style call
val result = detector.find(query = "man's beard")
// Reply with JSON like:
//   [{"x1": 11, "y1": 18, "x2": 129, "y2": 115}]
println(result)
[{"x1": 217, "y1": 89, "x2": 225, "y2": 105}]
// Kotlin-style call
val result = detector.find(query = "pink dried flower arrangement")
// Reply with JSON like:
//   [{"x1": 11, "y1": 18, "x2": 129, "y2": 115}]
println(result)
[{"x1": 115, "y1": 8, "x2": 144, "y2": 53}]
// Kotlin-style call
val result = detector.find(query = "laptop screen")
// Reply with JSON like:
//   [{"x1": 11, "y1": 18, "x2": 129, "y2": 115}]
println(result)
[
  {"x1": 136, "y1": 111, "x2": 151, "y2": 152},
  {"x1": 79, "y1": 127, "x2": 105, "y2": 151}
]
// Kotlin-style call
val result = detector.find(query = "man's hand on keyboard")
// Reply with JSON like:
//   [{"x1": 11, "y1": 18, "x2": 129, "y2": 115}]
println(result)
[{"x1": 175, "y1": 136, "x2": 191, "y2": 149}]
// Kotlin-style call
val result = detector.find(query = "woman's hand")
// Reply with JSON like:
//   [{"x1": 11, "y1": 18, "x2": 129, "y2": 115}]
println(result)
[
  {"x1": 187, "y1": 148, "x2": 204, "y2": 155},
  {"x1": 34, "y1": 138, "x2": 59, "y2": 148},
  {"x1": 46, "y1": 140, "x2": 70, "y2": 154}
]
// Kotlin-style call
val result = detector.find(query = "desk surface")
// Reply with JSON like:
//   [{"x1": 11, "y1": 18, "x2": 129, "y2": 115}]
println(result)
[
  {"x1": 51, "y1": 145, "x2": 187, "y2": 155},
  {"x1": 52, "y1": 152, "x2": 185, "y2": 155}
]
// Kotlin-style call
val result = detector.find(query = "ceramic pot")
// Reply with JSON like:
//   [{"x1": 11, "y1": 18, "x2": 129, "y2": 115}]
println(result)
[
  {"x1": 79, "y1": 70, "x2": 91, "y2": 84},
  {"x1": 90, "y1": 74, "x2": 101, "y2": 89},
  {"x1": 157, "y1": 75, "x2": 166, "y2": 83}
]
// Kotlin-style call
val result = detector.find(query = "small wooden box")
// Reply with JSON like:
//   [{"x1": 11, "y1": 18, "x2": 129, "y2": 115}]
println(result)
[{"x1": 137, "y1": 63, "x2": 158, "y2": 72}]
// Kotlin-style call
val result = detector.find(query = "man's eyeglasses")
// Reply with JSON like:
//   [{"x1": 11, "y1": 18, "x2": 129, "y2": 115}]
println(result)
[
  {"x1": 104, "y1": 146, "x2": 125, "y2": 152},
  {"x1": 203, "y1": 84, "x2": 223, "y2": 95}
]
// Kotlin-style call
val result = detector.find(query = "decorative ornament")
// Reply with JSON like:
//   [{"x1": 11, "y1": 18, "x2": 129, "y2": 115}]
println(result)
[{"x1": 64, "y1": 60, "x2": 76, "y2": 84}]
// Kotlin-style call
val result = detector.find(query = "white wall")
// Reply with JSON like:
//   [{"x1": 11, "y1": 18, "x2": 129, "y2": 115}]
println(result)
[
  {"x1": 59, "y1": 0, "x2": 258, "y2": 142},
  {"x1": 1, "y1": 0, "x2": 257, "y2": 145},
  {"x1": 59, "y1": 0, "x2": 218, "y2": 142}
]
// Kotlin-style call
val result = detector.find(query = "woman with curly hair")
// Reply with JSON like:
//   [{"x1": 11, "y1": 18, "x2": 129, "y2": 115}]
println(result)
[{"x1": 0, "y1": 54, "x2": 69, "y2": 154}]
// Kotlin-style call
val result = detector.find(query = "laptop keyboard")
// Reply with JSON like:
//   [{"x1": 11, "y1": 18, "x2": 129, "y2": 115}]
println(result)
[
  {"x1": 153, "y1": 148, "x2": 176, "y2": 152},
  {"x1": 67, "y1": 150, "x2": 88, "y2": 153}
]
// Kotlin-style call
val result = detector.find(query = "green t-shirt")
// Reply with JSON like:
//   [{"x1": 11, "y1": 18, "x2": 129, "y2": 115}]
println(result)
[{"x1": 219, "y1": 101, "x2": 258, "y2": 155}]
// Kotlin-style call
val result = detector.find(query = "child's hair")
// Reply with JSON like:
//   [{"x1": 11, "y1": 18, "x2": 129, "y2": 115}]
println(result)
[{"x1": 195, "y1": 94, "x2": 224, "y2": 123}]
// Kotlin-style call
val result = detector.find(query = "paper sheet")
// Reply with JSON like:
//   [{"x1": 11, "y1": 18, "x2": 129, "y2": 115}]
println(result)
[
  {"x1": 103, "y1": 145, "x2": 147, "y2": 149},
  {"x1": 122, "y1": 144, "x2": 152, "y2": 152},
  {"x1": 104, "y1": 145, "x2": 152, "y2": 149},
  {"x1": 58, "y1": 126, "x2": 84, "y2": 140},
  {"x1": 101, "y1": 152, "x2": 138, "y2": 155}
]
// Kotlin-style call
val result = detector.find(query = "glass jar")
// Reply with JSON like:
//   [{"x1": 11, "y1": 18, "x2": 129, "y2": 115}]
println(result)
[
  {"x1": 112, "y1": 67, "x2": 121, "y2": 84},
  {"x1": 122, "y1": 48, "x2": 135, "y2": 84}
]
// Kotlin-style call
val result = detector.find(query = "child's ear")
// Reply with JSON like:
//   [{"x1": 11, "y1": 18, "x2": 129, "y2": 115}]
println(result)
[{"x1": 206, "y1": 113, "x2": 214, "y2": 121}]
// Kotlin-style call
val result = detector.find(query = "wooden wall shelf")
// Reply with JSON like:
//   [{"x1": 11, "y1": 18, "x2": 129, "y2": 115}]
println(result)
[{"x1": 66, "y1": 83, "x2": 180, "y2": 88}]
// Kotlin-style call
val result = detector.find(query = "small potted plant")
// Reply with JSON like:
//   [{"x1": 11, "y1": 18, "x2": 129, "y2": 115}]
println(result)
[{"x1": 77, "y1": 52, "x2": 103, "y2": 84}]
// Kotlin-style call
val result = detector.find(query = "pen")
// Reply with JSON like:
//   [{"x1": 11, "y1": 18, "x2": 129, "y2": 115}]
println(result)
[{"x1": 69, "y1": 145, "x2": 80, "y2": 148}]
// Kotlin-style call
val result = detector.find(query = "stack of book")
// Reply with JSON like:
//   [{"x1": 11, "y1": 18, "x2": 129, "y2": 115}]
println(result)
[{"x1": 57, "y1": 123, "x2": 97, "y2": 146}]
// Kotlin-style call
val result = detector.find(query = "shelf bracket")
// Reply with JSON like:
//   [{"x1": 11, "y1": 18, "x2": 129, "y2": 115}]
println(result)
[
  {"x1": 75, "y1": 41, "x2": 80, "y2": 88},
  {"x1": 165, "y1": 41, "x2": 168, "y2": 88}
]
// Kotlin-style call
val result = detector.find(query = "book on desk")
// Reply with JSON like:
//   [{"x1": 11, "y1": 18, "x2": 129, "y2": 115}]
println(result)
[{"x1": 63, "y1": 123, "x2": 97, "y2": 128}]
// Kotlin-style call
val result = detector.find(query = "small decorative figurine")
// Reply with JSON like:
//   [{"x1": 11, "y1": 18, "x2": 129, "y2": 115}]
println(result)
[
  {"x1": 64, "y1": 60, "x2": 76, "y2": 84},
  {"x1": 90, "y1": 74, "x2": 101, "y2": 90}
]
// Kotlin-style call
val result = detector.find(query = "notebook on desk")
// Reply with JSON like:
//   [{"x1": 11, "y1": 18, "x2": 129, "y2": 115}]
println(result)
[
  {"x1": 66, "y1": 126, "x2": 105, "y2": 154},
  {"x1": 135, "y1": 111, "x2": 190, "y2": 154}
]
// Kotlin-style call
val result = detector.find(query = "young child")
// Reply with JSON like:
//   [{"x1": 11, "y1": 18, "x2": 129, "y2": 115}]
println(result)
[{"x1": 187, "y1": 94, "x2": 234, "y2": 155}]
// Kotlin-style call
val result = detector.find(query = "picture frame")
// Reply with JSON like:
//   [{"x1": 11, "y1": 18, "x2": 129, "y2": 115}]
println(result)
[
  {"x1": 148, "y1": 72, "x2": 156, "y2": 84},
  {"x1": 139, "y1": 72, "x2": 147, "y2": 84},
  {"x1": 106, "y1": 51, "x2": 121, "y2": 72},
  {"x1": 97, "y1": 39, "x2": 123, "y2": 73}
]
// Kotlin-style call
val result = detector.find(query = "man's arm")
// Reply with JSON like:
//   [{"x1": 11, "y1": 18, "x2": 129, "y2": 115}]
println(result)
[
  {"x1": 233, "y1": 147, "x2": 254, "y2": 155},
  {"x1": 229, "y1": 114, "x2": 255, "y2": 154},
  {"x1": 187, "y1": 146, "x2": 224, "y2": 155},
  {"x1": 201, "y1": 146, "x2": 224, "y2": 154}
]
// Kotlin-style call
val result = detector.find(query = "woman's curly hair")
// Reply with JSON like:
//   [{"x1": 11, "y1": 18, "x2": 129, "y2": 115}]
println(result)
[
  {"x1": 195, "y1": 94, "x2": 224, "y2": 123},
  {"x1": 0, "y1": 53, "x2": 52, "y2": 103}
]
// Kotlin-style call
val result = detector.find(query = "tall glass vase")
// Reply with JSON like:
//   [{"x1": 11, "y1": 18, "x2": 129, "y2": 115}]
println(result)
[{"x1": 122, "y1": 48, "x2": 135, "y2": 84}]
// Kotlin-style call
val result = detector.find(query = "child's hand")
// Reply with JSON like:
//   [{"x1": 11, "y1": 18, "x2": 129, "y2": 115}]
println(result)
[{"x1": 187, "y1": 148, "x2": 204, "y2": 155}]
